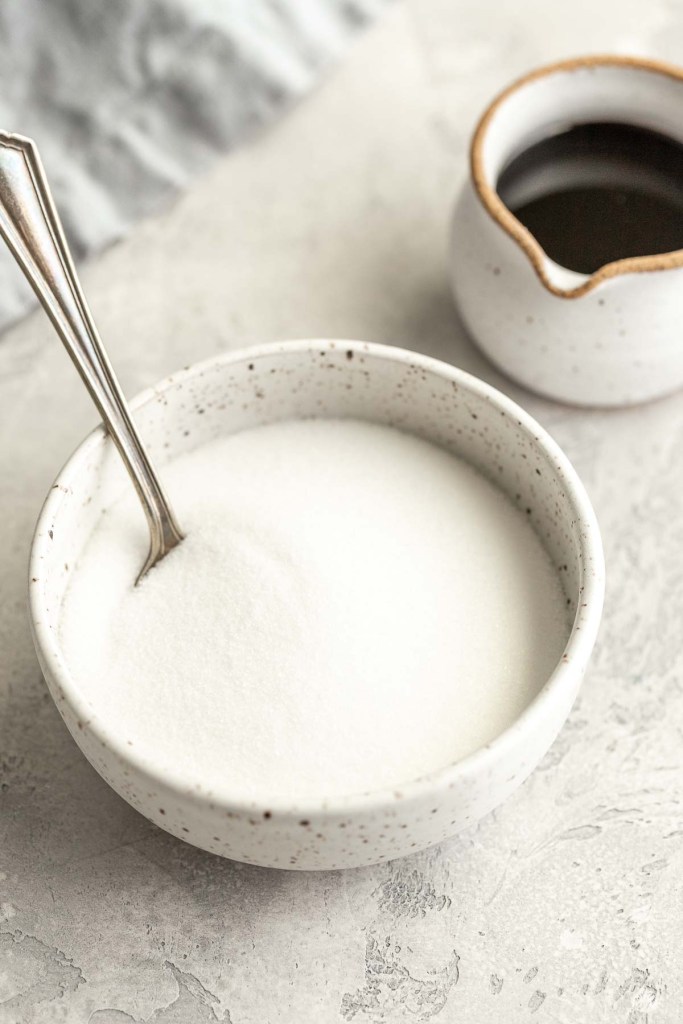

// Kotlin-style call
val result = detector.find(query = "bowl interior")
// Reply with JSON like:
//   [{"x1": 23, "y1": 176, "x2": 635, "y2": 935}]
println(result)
[{"x1": 32, "y1": 341, "x2": 595, "y2": 793}]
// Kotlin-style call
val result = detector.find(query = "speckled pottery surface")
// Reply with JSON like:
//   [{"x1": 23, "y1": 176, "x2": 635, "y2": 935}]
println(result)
[
  {"x1": 451, "y1": 55, "x2": 683, "y2": 408},
  {"x1": 28, "y1": 340, "x2": 604, "y2": 871}
]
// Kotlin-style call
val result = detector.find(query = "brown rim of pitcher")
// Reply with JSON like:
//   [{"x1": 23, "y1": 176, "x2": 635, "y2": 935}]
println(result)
[{"x1": 471, "y1": 54, "x2": 683, "y2": 299}]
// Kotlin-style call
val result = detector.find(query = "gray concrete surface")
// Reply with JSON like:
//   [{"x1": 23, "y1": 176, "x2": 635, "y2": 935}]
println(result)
[{"x1": 1, "y1": 1, "x2": 682, "y2": 1020}]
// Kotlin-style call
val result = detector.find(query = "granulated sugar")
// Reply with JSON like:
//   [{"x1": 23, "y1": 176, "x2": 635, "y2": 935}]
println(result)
[{"x1": 60, "y1": 418, "x2": 569, "y2": 801}]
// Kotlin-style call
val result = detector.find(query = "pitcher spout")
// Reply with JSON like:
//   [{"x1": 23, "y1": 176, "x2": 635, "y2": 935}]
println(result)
[{"x1": 537, "y1": 257, "x2": 591, "y2": 298}]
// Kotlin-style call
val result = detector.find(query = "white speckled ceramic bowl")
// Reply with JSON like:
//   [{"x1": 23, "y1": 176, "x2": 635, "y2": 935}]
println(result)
[
  {"x1": 451, "y1": 55, "x2": 683, "y2": 406},
  {"x1": 29, "y1": 340, "x2": 604, "y2": 870}
]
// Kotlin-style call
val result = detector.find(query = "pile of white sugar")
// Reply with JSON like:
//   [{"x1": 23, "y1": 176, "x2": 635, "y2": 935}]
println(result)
[{"x1": 61, "y1": 418, "x2": 569, "y2": 801}]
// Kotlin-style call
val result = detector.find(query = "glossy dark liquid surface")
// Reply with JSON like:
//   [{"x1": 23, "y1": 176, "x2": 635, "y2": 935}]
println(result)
[{"x1": 497, "y1": 122, "x2": 683, "y2": 274}]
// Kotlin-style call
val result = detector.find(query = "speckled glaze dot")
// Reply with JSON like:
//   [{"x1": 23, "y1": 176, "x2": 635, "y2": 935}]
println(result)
[{"x1": 28, "y1": 340, "x2": 604, "y2": 870}]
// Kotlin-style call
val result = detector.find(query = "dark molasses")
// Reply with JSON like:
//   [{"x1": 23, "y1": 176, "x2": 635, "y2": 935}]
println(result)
[{"x1": 497, "y1": 121, "x2": 683, "y2": 274}]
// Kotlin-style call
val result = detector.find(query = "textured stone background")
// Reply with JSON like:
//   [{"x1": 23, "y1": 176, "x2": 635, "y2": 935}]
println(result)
[{"x1": 1, "y1": 0, "x2": 683, "y2": 1021}]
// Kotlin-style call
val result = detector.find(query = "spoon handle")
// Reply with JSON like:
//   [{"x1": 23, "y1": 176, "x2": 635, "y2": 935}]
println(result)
[{"x1": 0, "y1": 131, "x2": 183, "y2": 580}]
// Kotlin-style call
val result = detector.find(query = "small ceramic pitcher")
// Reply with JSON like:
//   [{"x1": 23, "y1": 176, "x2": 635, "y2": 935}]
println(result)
[{"x1": 450, "y1": 55, "x2": 683, "y2": 407}]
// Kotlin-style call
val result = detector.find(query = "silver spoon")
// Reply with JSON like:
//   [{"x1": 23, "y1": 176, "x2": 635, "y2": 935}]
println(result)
[{"x1": 0, "y1": 131, "x2": 183, "y2": 582}]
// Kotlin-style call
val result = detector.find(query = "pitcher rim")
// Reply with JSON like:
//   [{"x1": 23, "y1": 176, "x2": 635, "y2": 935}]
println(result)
[{"x1": 471, "y1": 54, "x2": 683, "y2": 299}]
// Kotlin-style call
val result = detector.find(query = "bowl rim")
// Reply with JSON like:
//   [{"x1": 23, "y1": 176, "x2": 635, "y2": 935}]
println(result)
[{"x1": 29, "y1": 339, "x2": 605, "y2": 817}]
